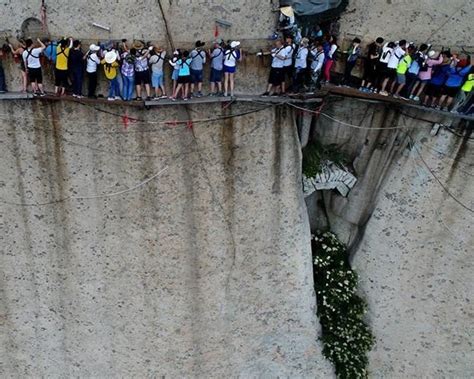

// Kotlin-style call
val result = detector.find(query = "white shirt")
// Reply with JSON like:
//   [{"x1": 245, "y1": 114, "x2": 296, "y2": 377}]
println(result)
[
  {"x1": 328, "y1": 44, "x2": 337, "y2": 59},
  {"x1": 295, "y1": 47, "x2": 308, "y2": 69},
  {"x1": 379, "y1": 43, "x2": 393, "y2": 64},
  {"x1": 22, "y1": 47, "x2": 43, "y2": 69},
  {"x1": 283, "y1": 44, "x2": 295, "y2": 67},
  {"x1": 224, "y1": 49, "x2": 239, "y2": 67},
  {"x1": 86, "y1": 52, "x2": 100, "y2": 73},
  {"x1": 388, "y1": 46, "x2": 405, "y2": 69},
  {"x1": 271, "y1": 47, "x2": 286, "y2": 68},
  {"x1": 311, "y1": 50, "x2": 325, "y2": 72}
]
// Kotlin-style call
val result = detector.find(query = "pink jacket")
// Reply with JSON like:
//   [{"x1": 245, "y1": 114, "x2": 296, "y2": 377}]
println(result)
[{"x1": 418, "y1": 56, "x2": 444, "y2": 81}]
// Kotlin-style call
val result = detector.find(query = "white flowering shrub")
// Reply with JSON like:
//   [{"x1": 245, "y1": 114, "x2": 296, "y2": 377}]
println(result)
[{"x1": 312, "y1": 232, "x2": 375, "y2": 379}]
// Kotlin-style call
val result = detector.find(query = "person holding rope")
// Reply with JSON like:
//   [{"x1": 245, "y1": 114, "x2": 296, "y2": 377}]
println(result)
[
  {"x1": 55, "y1": 37, "x2": 73, "y2": 96},
  {"x1": 223, "y1": 41, "x2": 242, "y2": 98},
  {"x1": 209, "y1": 39, "x2": 225, "y2": 97},
  {"x1": 190, "y1": 40, "x2": 206, "y2": 97}
]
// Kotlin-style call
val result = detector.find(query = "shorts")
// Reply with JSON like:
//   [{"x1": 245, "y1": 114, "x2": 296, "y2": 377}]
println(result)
[
  {"x1": 178, "y1": 75, "x2": 191, "y2": 84},
  {"x1": 283, "y1": 65, "x2": 293, "y2": 80},
  {"x1": 172, "y1": 69, "x2": 179, "y2": 81},
  {"x1": 396, "y1": 73, "x2": 406, "y2": 84},
  {"x1": 210, "y1": 68, "x2": 223, "y2": 83},
  {"x1": 151, "y1": 72, "x2": 164, "y2": 88},
  {"x1": 54, "y1": 68, "x2": 68, "y2": 87},
  {"x1": 425, "y1": 83, "x2": 441, "y2": 97},
  {"x1": 190, "y1": 69, "x2": 203, "y2": 84},
  {"x1": 268, "y1": 67, "x2": 285, "y2": 86},
  {"x1": 442, "y1": 85, "x2": 460, "y2": 97},
  {"x1": 135, "y1": 70, "x2": 151, "y2": 85},
  {"x1": 224, "y1": 65, "x2": 236, "y2": 74},
  {"x1": 386, "y1": 68, "x2": 397, "y2": 80},
  {"x1": 28, "y1": 67, "x2": 43, "y2": 83}
]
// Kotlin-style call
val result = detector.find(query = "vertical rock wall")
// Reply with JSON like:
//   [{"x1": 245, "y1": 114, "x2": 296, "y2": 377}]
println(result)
[{"x1": 0, "y1": 100, "x2": 333, "y2": 377}]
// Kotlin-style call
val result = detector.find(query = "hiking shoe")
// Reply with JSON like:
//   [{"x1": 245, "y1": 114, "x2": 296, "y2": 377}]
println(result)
[
  {"x1": 379, "y1": 91, "x2": 388, "y2": 96},
  {"x1": 261, "y1": 92, "x2": 270, "y2": 97},
  {"x1": 107, "y1": 97, "x2": 115, "y2": 101}
]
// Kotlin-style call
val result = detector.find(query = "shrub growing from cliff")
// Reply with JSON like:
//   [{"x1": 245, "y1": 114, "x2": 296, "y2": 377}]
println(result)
[
  {"x1": 312, "y1": 231, "x2": 374, "y2": 378},
  {"x1": 302, "y1": 141, "x2": 347, "y2": 178}
]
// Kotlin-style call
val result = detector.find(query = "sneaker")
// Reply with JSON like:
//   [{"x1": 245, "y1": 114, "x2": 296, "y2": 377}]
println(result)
[
  {"x1": 146, "y1": 96, "x2": 152, "y2": 101},
  {"x1": 261, "y1": 92, "x2": 270, "y2": 97},
  {"x1": 393, "y1": 94, "x2": 400, "y2": 99},
  {"x1": 39, "y1": 92, "x2": 46, "y2": 97},
  {"x1": 197, "y1": 91, "x2": 203, "y2": 98},
  {"x1": 379, "y1": 91, "x2": 389, "y2": 96},
  {"x1": 107, "y1": 97, "x2": 115, "y2": 101},
  {"x1": 135, "y1": 97, "x2": 142, "y2": 101},
  {"x1": 271, "y1": 93, "x2": 279, "y2": 97},
  {"x1": 359, "y1": 86, "x2": 364, "y2": 92},
  {"x1": 409, "y1": 94, "x2": 414, "y2": 100},
  {"x1": 160, "y1": 95, "x2": 168, "y2": 99},
  {"x1": 153, "y1": 97, "x2": 160, "y2": 100},
  {"x1": 413, "y1": 96, "x2": 420, "y2": 102}
]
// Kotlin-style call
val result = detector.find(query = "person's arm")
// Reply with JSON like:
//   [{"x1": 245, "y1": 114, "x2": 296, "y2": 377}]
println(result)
[
  {"x1": 37, "y1": 38, "x2": 46, "y2": 50},
  {"x1": 68, "y1": 38, "x2": 73, "y2": 49},
  {"x1": 329, "y1": 44, "x2": 337, "y2": 59}
]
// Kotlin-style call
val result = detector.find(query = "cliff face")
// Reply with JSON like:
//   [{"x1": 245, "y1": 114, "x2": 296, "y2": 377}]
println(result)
[
  {"x1": 0, "y1": 100, "x2": 333, "y2": 377},
  {"x1": 305, "y1": 97, "x2": 474, "y2": 377}
]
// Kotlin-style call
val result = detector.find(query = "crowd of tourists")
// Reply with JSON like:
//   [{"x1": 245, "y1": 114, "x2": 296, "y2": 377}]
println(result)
[
  {"x1": 1, "y1": 37, "x2": 243, "y2": 101},
  {"x1": 0, "y1": 31, "x2": 472, "y2": 115}
]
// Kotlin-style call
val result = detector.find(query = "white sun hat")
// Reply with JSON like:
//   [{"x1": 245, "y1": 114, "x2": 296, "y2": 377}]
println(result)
[
  {"x1": 280, "y1": 6, "x2": 294, "y2": 18},
  {"x1": 230, "y1": 41, "x2": 241, "y2": 49},
  {"x1": 104, "y1": 51, "x2": 117, "y2": 64},
  {"x1": 428, "y1": 50, "x2": 437, "y2": 58},
  {"x1": 89, "y1": 44, "x2": 100, "y2": 52}
]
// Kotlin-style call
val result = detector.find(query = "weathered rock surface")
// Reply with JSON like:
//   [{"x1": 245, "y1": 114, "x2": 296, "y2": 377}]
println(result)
[{"x1": 0, "y1": 100, "x2": 333, "y2": 377}]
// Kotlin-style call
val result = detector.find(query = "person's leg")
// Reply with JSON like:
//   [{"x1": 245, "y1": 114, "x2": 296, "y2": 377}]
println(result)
[
  {"x1": 0, "y1": 64, "x2": 6, "y2": 92},
  {"x1": 21, "y1": 70, "x2": 28, "y2": 92},
  {"x1": 136, "y1": 84, "x2": 142, "y2": 98},
  {"x1": 438, "y1": 94, "x2": 447, "y2": 108},
  {"x1": 416, "y1": 82, "x2": 426, "y2": 99},
  {"x1": 224, "y1": 72, "x2": 229, "y2": 96},
  {"x1": 145, "y1": 84, "x2": 151, "y2": 98},
  {"x1": 230, "y1": 73, "x2": 235, "y2": 96}
]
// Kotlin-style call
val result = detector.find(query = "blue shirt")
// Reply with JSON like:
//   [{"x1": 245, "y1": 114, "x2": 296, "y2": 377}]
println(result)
[
  {"x1": 190, "y1": 49, "x2": 206, "y2": 71},
  {"x1": 430, "y1": 64, "x2": 450, "y2": 86},
  {"x1": 210, "y1": 48, "x2": 224, "y2": 70},
  {"x1": 178, "y1": 58, "x2": 192, "y2": 76},
  {"x1": 445, "y1": 65, "x2": 472, "y2": 88},
  {"x1": 44, "y1": 42, "x2": 57, "y2": 63}
]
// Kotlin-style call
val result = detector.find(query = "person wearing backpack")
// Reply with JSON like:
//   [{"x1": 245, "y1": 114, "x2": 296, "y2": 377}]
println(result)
[
  {"x1": 423, "y1": 52, "x2": 451, "y2": 108},
  {"x1": 209, "y1": 40, "x2": 225, "y2": 97},
  {"x1": 101, "y1": 51, "x2": 120, "y2": 101},
  {"x1": 438, "y1": 55, "x2": 472, "y2": 111},
  {"x1": 171, "y1": 50, "x2": 192, "y2": 100},
  {"x1": 451, "y1": 71, "x2": 473, "y2": 113},
  {"x1": 359, "y1": 37, "x2": 384, "y2": 92},
  {"x1": 409, "y1": 50, "x2": 443, "y2": 102},
  {"x1": 322, "y1": 35, "x2": 338, "y2": 85},
  {"x1": 340, "y1": 37, "x2": 361, "y2": 87},
  {"x1": 393, "y1": 44, "x2": 415, "y2": 99},
  {"x1": 292, "y1": 38, "x2": 309, "y2": 93},
  {"x1": 260, "y1": 39, "x2": 287, "y2": 97},
  {"x1": 84, "y1": 44, "x2": 101, "y2": 98},
  {"x1": 404, "y1": 43, "x2": 428, "y2": 99},
  {"x1": 223, "y1": 41, "x2": 242, "y2": 97},
  {"x1": 190, "y1": 40, "x2": 206, "y2": 97},
  {"x1": 375, "y1": 41, "x2": 394, "y2": 93},
  {"x1": 149, "y1": 45, "x2": 167, "y2": 99},
  {"x1": 133, "y1": 41, "x2": 152, "y2": 101},
  {"x1": 168, "y1": 50, "x2": 181, "y2": 98},
  {"x1": 22, "y1": 38, "x2": 46, "y2": 96},
  {"x1": 309, "y1": 41, "x2": 325, "y2": 92},
  {"x1": 380, "y1": 39, "x2": 406, "y2": 95},
  {"x1": 120, "y1": 47, "x2": 136, "y2": 101},
  {"x1": 282, "y1": 35, "x2": 296, "y2": 94},
  {"x1": 55, "y1": 37, "x2": 73, "y2": 96}
]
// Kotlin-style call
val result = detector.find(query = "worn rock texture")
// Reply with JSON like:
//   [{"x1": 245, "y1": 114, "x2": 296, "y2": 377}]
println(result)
[
  {"x1": 338, "y1": 0, "x2": 474, "y2": 49},
  {"x1": 306, "y1": 97, "x2": 474, "y2": 377},
  {"x1": 0, "y1": 100, "x2": 333, "y2": 377}
]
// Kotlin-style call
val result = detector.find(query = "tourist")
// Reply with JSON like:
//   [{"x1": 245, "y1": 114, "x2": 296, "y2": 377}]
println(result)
[
  {"x1": 223, "y1": 41, "x2": 242, "y2": 97},
  {"x1": 423, "y1": 52, "x2": 451, "y2": 108},
  {"x1": 309, "y1": 41, "x2": 325, "y2": 92},
  {"x1": 404, "y1": 44, "x2": 428, "y2": 98},
  {"x1": 8, "y1": 40, "x2": 27, "y2": 93},
  {"x1": 169, "y1": 50, "x2": 181, "y2": 97},
  {"x1": 380, "y1": 40, "x2": 406, "y2": 96},
  {"x1": 438, "y1": 56, "x2": 472, "y2": 111},
  {"x1": 340, "y1": 37, "x2": 361, "y2": 87},
  {"x1": 209, "y1": 40, "x2": 225, "y2": 96},
  {"x1": 393, "y1": 44, "x2": 415, "y2": 99},
  {"x1": 55, "y1": 38, "x2": 73, "y2": 96},
  {"x1": 43, "y1": 38, "x2": 57, "y2": 65},
  {"x1": 69, "y1": 40, "x2": 84, "y2": 98},
  {"x1": 133, "y1": 41, "x2": 152, "y2": 101},
  {"x1": 261, "y1": 39, "x2": 286, "y2": 97},
  {"x1": 0, "y1": 48, "x2": 7, "y2": 93},
  {"x1": 359, "y1": 37, "x2": 384, "y2": 93},
  {"x1": 282, "y1": 36, "x2": 296, "y2": 94},
  {"x1": 171, "y1": 50, "x2": 192, "y2": 100},
  {"x1": 322, "y1": 35, "x2": 338, "y2": 85},
  {"x1": 190, "y1": 40, "x2": 206, "y2": 97},
  {"x1": 409, "y1": 50, "x2": 443, "y2": 102},
  {"x1": 101, "y1": 50, "x2": 120, "y2": 101},
  {"x1": 84, "y1": 44, "x2": 101, "y2": 99},
  {"x1": 293, "y1": 38, "x2": 310, "y2": 93},
  {"x1": 375, "y1": 41, "x2": 394, "y2": 93},
  {"x1": 451, "y1": 71, "x2": 473, "y2": 113},
  {"x1": 120, "y1": 47, "x2": 136, "y2": 101},
  {"x1": 22, "y1": 38, "x2": 46, "y2": 96},
  {"x1": 149, "y1": 44, "x2": 167, "y2": 99}
]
